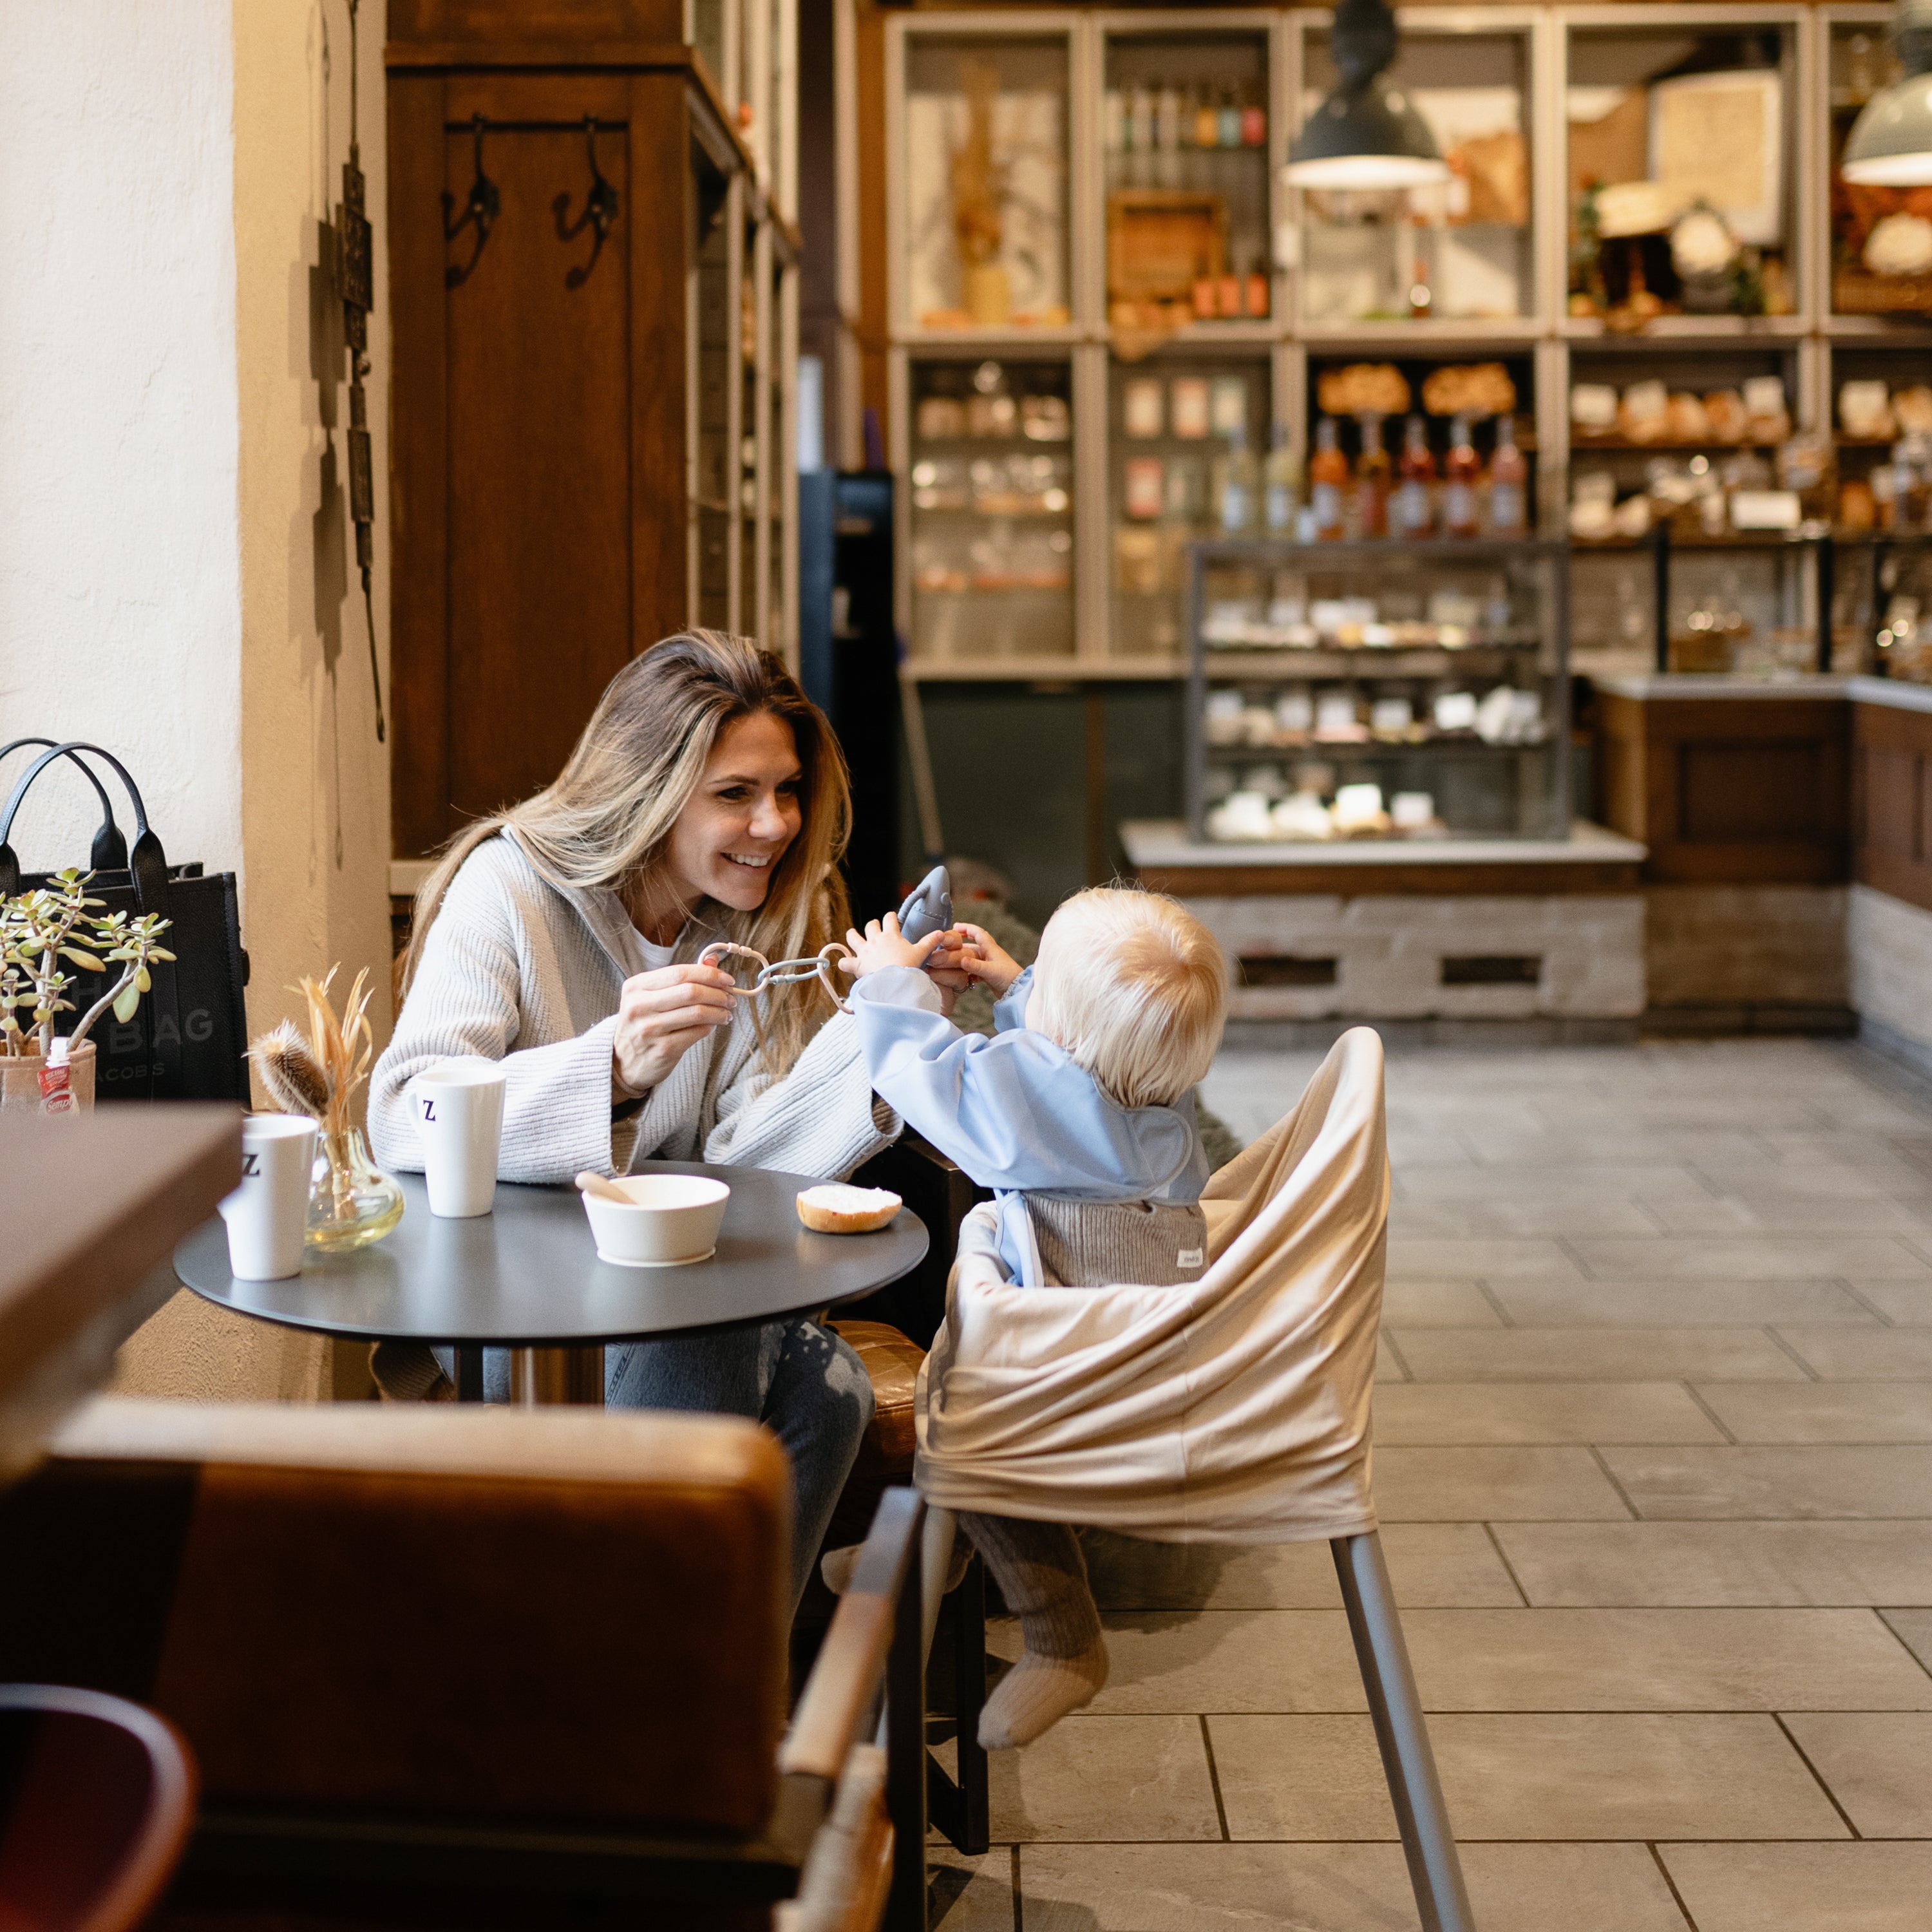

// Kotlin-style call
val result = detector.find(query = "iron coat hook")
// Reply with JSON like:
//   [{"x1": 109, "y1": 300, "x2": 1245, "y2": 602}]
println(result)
[
  {"x1": 442, "y1": 114, "x2": 499, "y2": 288},
  {"x1": 554, "y1": 116, "x2": 620, "y2": 288}
]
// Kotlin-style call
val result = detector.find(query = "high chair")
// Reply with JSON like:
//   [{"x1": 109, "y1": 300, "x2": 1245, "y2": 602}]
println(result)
[{"x1": 909, "y1": 1026, "x2": 1477, "y2": 1932}]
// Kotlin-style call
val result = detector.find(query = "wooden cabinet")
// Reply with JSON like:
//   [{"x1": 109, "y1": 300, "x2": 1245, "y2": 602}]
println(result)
[
  {"x1": 1596, "y1": 686, "x2": 1851, "y2": 884},
  {"x1": 386, "y1": 1, "x2": 797, "y2": 860},
  {"x1": 1853, "y1": 694, "x2": 1932, "y2": 914}
]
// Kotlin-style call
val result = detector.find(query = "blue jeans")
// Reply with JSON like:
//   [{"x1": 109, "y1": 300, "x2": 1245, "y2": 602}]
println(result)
[
  {"x1": 437, "y1": 1323, "x2": 873, "y2": 1613},
  {"x1": 605, "y1": 1319, "x2": 875, "y2": 1613}
]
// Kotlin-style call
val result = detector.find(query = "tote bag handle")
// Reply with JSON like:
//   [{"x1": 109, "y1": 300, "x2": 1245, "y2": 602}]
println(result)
[
  {"x1": 0, "y1": 741, "x2": 171, "y2": 915},
  {"x1": 0, "y1": 739, "x2": 129, "y2": 879}
]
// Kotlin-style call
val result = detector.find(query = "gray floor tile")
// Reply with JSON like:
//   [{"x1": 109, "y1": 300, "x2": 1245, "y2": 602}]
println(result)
[
  {"x1": 1461, "y1": 1128, "x2": 1773, "y2": 1167},
  {"x1": 1370, "y1": 1446, "x2": 1633, "y2": 1520},
  {"x1": 1015, "y1": 1842, "x2": 1690, "y2": 1932},
  {"x1": 1385, "y1": 1238, "x2": 1585, "y2": 1281},
  {"x1": 1375, "y1": 1335, "x2": 1406, "y2": 1383},
  {"x1": 1642, "y1": 1189, "x2": 1932, "y2": 1235},
  {"x1": 1209, "y1": 1711, "x2": 1847, "y2": 1841},
  {"x1": 981, "y1": 1714, "x2": 1222, "y2": 1842},
  {"x1": 1391, "y1": 1325, "x2": 1805, "y2": 1383},
  {"x1": 1053, "y1": 1606, "x2": 1932, "y2": 1714},
  {"x1": 1395, "y1": 1163, "x2": 1707, "y2": 1204},
  {"x1": 1776, "y1": 1325, "x2": 1932, "y2": 1378},
  {"x1": 1495, "y1": 1520, "x2": 1932, "y2": 1606},
  {"x1": 1567, "y1": 1236, "x2": 1932, "y2": 1280},
  {"x1": 1690, "y1": 1157, "x2": 1921, "y2": 1201},
  {"x1": 1880, "y1": 1607, "x2": 1932, "y2": 1671},
  {"x1": 1781, "y1": 1712, "x2": 1932, "y2": 1837},
  {"x1": 1660, "y1": 1842, "x2": 1932, "y2": 1931},
  {"x1": 1396, "y1": 1200, "x2": 1667, "y2": 1238},
  {"x1": 1694, "y1": 1381, "x2": 1932, "y2": 1443},
  {"x1": 1488, "y1": 1278, "x2": 1879, "y2": 1327},
  {"x1": 1082, "y1": 1523, "x2": 1522, "y2": 1611},
  {"x1": 1371, "y1": 1381, "x2": 1723, "y2": 1445},
  {"x1": 1843, "y1": 1278, "x2": 1932, "y2": 1323},
  {"x1": 1599, "y1": 1444, "x2": 1932, "y2": 1518},
  {"x1": 931, "y1": 1848, "x2": 1016, "y2": 1932},
  {"x1": 1378, "y1": 1280, "x2": 1502, "y2": 1328}
]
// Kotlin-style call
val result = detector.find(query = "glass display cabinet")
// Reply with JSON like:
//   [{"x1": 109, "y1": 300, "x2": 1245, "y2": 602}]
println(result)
[
  {"x1": 1293, "y1": 9, "x2": 1541, "y2": 332},
  {"x1": 1110, "y1": 350, "x2": 1276, "y2": 658},
  {"x1": 1562, "y1": 7, "x2": 1806, "y2": 334},
  {"x1": 1101, "y1": 23, "x2": 1277, "y2": 339},
  {"x1": 891, "y1": 21, "x2": 1075, "y2": 338},
  {"x1": 907, "y1": 354, "x2": 1077, "y2": 662},
  {"x1": 1186, "y1": 537, "x2": 1571, "y2": 841}
]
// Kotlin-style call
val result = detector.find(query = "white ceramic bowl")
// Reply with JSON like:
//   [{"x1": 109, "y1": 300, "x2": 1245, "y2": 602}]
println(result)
[{"x1": 583, "y1": 1174, "x2": 731, "y2": 1267}]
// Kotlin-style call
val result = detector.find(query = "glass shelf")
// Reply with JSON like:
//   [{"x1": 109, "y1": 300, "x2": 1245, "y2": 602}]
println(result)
[
  {"x1": 908, "y1": 355, "x2": 1075, "y2": 663},
  {"x1": 900, "y1": 29, "x2": 1072, "y2": 333},
  {"x1": 1186, "y1": 539, "x2": 1570, "y2": 843},
  {"x1": 1564, "y1": 15, "x2": 1801, "y2": 328},
  {"x1": 1296, "y1": 17, "x2": 1536, "y2": 328}
]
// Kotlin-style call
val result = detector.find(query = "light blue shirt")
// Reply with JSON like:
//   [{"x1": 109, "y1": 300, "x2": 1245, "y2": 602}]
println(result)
[{"x1": 848, "y1": 964, "x2": 1209, "y2": 1285}]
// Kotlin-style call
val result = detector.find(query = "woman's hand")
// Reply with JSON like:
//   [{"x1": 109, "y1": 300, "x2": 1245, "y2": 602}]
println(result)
[
  {"x1": 949, "y1": 923, "x2": 1023, "y2": 996},
  {"x1": 611, "y1": 963, "x2": 739, "y2": 1099},
  {"x1": 842, "y1": 911, "x2": 946, "y2": 980}
]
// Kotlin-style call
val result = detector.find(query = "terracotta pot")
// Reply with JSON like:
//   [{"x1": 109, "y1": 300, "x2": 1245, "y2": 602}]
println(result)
[{"x1": 0, "y1": 1041, "x2": 98, "y2": 1113}]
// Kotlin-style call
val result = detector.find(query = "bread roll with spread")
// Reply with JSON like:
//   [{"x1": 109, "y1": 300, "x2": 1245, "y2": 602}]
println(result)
[{"x1": 797, "y1": 1184, "x2": 904, "y2": 1234}]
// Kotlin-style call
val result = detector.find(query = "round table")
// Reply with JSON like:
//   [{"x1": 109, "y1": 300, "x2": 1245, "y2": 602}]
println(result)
[{"x1": 175, "y1": 1160, "x2": 929, "y2": 1403}]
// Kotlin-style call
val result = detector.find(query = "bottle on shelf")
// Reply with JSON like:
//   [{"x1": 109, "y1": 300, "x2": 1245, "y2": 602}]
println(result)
[
  {"x1": 1489, "y1": 415, "x2": 1529, "y2": 537},
  {"x1": 1241, "y1": 81, "x2": 1266, "y2": 148},
  {"x1": 1215, "y1": 423, "x2": 1258, "y2": 535},
  {"x1": 1218, "y1": 83, "x2": 1242, "y2": 149},
  {"x1": 1310, "y1": 416, "x2": 1348, "y2": 541},
  {"x1": 1245, "y1": 256, "x2": 1270, "y2": 319},
  {"x1": 1194, "y1": 86, "x2": 1220, "y2": 151},
  {"x1": 1356, "y1": 415, "x2": 1391, "y2": 540},
  {"x1": 1129, "y1": 84, "x2": 1154, "y2": 185},
  {"x1": 1155, "y1": 82, "x2": 1181, "y2": 186},
  {"x1": 1443, "y1": 415, "x2": 1481, "y2": 538},
  {"x1": 1397, "y1": 415, "x2": 1435, "y2": 538},
  {"x1": 1103, "y1": 88, "x2": 1124, "y2": 156},
  {"x1": 1264, "y1": 424, "x2": 1300, "y2": 536}
]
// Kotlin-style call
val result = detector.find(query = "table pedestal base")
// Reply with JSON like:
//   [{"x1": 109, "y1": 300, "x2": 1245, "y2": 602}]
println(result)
[{"x1": 509, "y1": 1345, "x2": 605, "y2": 1406}]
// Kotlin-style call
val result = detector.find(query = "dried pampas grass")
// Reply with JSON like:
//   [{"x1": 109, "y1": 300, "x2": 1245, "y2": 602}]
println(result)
[{"x1": 248, "y1": 964, "x2": 376, "y2": 1136}]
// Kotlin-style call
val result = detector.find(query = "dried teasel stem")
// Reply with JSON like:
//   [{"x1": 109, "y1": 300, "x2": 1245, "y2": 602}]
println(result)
[{"x1": 248, "y1": 1019, "x2": 330, "y2": 1119}]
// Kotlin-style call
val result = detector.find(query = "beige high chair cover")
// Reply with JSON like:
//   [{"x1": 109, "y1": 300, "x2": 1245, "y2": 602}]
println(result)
[{"x1": 913, "y1": 1027, "x2": 1388, "y2": 1542}]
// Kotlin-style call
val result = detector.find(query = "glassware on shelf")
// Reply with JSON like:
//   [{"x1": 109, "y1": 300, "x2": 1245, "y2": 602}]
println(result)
[
  {"x1": 1356, "y1": 417, "x2": 1391, "y2": 539},
  {"x1": 1443, "y1": 417, "x2": 1482, "y2": 538},
  {"x1": 1264, "y1": 426, "x2": 1301, "y2": 536},
  {"x1": 1489, "y1": 417, "x2": 1528, "y2": 536},
  {"x1": 1215, "y1": 425, "x2": 1258, "y2": 535}
]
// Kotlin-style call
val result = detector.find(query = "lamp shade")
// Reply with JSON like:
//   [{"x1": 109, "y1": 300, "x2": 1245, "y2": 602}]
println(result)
[
  {"x1": 1842, "y1": 71, "x2": 1932, "y2": 184},
  {"x1": 1285, "y1": 84, "x2": 1449, "y2": 189}
]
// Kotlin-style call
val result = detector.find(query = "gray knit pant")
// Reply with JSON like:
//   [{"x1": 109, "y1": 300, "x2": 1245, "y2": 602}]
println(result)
[{"x1": 958, "y1": 1510, "x2": 1103, "y2": 1658}]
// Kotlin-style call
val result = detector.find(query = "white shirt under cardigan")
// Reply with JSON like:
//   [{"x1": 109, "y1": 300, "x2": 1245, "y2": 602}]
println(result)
[{"x1": 368, "y1": 831, "x2": 900, "y2": 1186}]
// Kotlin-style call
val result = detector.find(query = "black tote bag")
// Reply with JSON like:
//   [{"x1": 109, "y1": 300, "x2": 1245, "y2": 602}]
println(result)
[{"x1": 0, "y1": 740, "x2": 250, "y2": 1103}]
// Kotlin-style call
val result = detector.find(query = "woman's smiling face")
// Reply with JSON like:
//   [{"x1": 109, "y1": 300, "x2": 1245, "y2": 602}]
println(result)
[{"x1": 664, "y1": 710, "x2": 804, "y2": 914}]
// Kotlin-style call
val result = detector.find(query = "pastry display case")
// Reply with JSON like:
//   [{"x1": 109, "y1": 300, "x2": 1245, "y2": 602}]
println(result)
[
  {"x1": 1825, "y1": 6, "x2": 1932, "y2": 321},
  {"x1": 1186, "y1": 537, "x2": 1570, "y2": 841}
]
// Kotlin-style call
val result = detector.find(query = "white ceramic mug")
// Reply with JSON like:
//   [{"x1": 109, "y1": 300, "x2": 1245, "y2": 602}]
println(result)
[
  {"x1": 412, "y1": 1060, "x2": 508, "y2": 1217},
  {"x1": 218, "y1": 1115, "x2": 319, "y2": 1280}
]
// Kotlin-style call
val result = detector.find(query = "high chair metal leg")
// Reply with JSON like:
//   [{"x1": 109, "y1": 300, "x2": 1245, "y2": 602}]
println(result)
[{"x1": 1332, "y1": 1532, "x2": 1477, "y2": 1932}]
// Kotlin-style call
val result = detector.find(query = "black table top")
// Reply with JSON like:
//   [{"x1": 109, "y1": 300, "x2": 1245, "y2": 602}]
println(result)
[{"x1": 175, "y1": 1161, "x2": 928, "y2": 1347}]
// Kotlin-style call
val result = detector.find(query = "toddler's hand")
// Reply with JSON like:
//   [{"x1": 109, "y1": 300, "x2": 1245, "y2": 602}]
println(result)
[
  {"x1": 841, "y1": 911, "x2": 946, "y2": 980},
  {"x1": 951, "y1": 923, "x2": 1023, "y2": 996}
]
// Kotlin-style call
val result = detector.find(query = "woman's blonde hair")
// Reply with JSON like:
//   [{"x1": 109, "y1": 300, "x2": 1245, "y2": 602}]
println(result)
[
  {"x1": 400, "y1": 630, "x2": 853, "y2": 1075},
  {"x1": 1030, "y1": 886, "x2": 1227, "y2": 1110}
]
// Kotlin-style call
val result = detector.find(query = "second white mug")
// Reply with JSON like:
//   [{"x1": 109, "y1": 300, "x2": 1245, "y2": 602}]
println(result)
[
  {"x1": 218, "y1": 1113, "x2": 319, "y2": 1280},
  {"x1": 412, "y1": 1059, "x2": 507, "y2": 1217}
]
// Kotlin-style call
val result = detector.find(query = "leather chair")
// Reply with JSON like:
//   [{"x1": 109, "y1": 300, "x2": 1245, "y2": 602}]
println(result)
[{"x1": 0, "y1": 1397, "x2": 929, "y2": 1932}]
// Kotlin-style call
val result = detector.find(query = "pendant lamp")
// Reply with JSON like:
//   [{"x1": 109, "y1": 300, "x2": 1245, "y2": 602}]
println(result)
[
  {"x1": 1842, "y1": 0, "x2": 1932, "y2": 185},
  {"x1": 1284, "y1": 0, "x2": 1448, "y2": 191}
]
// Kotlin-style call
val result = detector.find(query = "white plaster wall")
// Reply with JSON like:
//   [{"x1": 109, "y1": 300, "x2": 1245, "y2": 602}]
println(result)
[{"x1": 0, "y1": 0, "x2": 243, "y2": 873}]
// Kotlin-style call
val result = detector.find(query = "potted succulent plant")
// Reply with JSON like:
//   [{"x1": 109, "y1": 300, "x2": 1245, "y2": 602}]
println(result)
[{"x1": 0, "y1": 869, "x2": 173, "y2": 1113}]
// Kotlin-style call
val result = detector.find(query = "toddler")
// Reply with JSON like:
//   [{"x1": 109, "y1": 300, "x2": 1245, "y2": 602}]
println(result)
[{"x1": 835, "y1": 884, "x2": 1228, "y2": 1747}]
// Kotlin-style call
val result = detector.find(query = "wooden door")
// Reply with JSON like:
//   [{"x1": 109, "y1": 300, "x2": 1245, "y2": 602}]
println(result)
[{"x1": 388, "y1": 68, "x2": 703, "y2": 857}]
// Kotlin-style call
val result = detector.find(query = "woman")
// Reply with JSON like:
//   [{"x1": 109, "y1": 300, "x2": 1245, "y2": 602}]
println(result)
[{"x1": 368, "y1": 631, "x2": 897, "y2": 1610}]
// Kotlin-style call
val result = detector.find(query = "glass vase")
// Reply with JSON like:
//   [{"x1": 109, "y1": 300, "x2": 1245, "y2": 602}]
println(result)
[{"x1": 307, "y1": 1126, "x2": 404, "y2": 1251}]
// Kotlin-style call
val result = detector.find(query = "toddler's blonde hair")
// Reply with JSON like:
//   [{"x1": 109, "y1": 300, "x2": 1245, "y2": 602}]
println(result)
[{"x1": 1030, "y1": 886, "x2": 1228, "y2": 1110}]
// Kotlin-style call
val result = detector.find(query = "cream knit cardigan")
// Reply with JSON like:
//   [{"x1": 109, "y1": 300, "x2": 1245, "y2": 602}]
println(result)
[{"x1": 369, "y1": 833, "x2": 899, "y2": 1186}]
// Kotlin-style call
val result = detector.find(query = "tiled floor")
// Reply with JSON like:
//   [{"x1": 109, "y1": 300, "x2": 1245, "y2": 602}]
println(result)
[{"x1": 931, "y1": 1037, "x2": 1932, "y2": 1930}]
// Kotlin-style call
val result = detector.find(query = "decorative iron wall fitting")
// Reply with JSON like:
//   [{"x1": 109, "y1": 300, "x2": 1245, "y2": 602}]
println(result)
[
  {"x1": 554, "y1": 115, "x2": 621, "y2": 290},
  {"x1": 442, "y1": 114, "x2": 500, "y2": 289}
]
